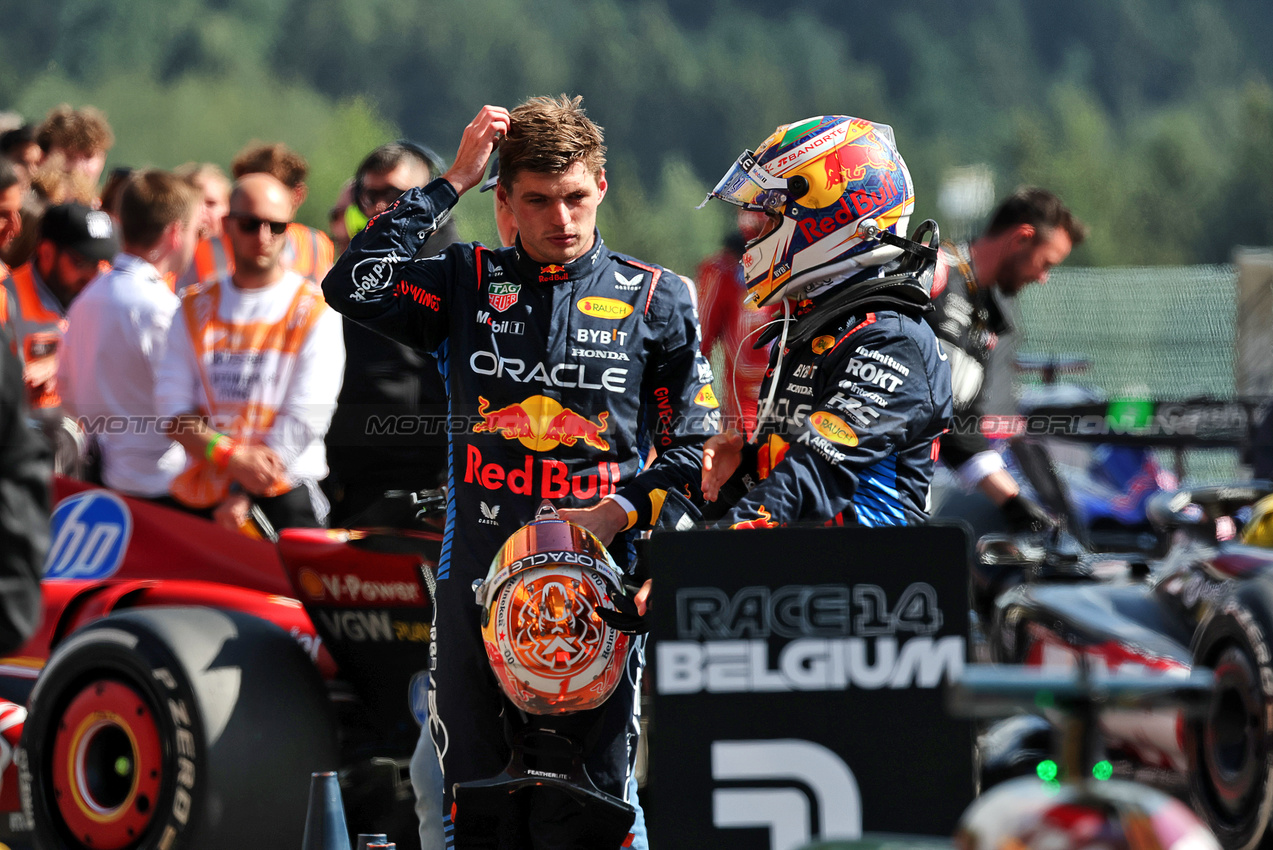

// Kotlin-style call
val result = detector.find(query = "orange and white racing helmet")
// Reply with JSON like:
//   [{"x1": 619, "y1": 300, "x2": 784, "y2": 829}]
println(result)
[{"x1": 474, "y1": 504, "x2": 643, "y2": 715}]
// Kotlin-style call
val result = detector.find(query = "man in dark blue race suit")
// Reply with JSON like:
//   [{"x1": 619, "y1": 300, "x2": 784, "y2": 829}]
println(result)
[
  {"x1": 323, "y1": 96, "x2": 717, "y2": 849},
  {"x1": 699, "y1": 114, "x2": 952, "y2": 528},
  {"x1": 705, "y1": 296, "x2": 952, "y2": 528}
]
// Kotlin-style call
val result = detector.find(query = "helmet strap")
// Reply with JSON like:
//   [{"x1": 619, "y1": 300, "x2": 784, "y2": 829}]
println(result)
[
  {"x1": 752, "y1": 297, "x2": 793, "y2": 442},
  {"x1": 596, "y1": 591, "x2": 650, "y2": 635}
]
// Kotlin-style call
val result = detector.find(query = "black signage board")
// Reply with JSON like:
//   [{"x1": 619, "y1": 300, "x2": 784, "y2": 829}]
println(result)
[
  {"x1": 1016, "y1": 399, "x2": 1254, "y2": 448},
  {"x1": 645, "y1": 524, "x2": 974, "y2": 849}
]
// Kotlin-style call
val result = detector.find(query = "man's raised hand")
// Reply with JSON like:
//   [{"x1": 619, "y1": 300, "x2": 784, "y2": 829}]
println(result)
[{"x1": 443, "y1": 106, "x2": 511, "y2": 197}]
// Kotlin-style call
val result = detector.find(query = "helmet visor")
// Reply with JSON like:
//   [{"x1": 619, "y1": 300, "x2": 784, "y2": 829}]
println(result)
[{"x1": 703, "y1": 150, "x2": 790, "y2": 213}]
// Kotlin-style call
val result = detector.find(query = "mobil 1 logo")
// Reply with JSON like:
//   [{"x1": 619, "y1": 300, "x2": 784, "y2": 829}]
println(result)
[{"x1": 646, "y1": 524, "x2": 974, "y2": 848}]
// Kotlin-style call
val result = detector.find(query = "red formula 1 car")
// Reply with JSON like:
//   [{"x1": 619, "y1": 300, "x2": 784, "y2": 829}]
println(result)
[{"x1": 0, "y1": 475, "x2": 441, "y2": 850}]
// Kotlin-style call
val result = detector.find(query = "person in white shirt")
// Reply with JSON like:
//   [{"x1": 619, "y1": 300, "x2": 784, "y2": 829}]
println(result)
[
  {"x1": 60, "y1": 170, "x2": 198, "y2": 497},
  {"x1": 157, "y1": 173, "x2": 344, "y2": 532}
]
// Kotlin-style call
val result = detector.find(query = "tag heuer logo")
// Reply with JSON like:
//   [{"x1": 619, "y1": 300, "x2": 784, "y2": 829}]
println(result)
[
  {"x1": 488, "y1": 282, "x2": 520, "y2": 313},
  {"x1": 479, "y1": 502, "x2": 501, "y2": 525}
]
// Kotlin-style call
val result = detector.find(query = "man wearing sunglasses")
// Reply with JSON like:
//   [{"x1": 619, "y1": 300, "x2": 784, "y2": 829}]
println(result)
[
  {"x1": 158, "y1": 173, "x2": 344, "y2": 533},
  {"x1": 2, "y1": 203, "x2": 118, "y2": 412},
  {"x1": 325, "y1": 141, "x2": 459, "y2": 527},
  {"x1": 180, "y1": 143, "x2": 336, "y2": 292}
]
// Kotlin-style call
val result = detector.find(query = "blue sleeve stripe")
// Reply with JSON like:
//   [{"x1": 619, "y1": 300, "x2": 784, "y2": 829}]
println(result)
[
  {"x1": 853, "y1": 454, "x2": 907, "y2": 526},
  {"x1": 437, "y1": 339, "x2": 456, "y2": 581}
]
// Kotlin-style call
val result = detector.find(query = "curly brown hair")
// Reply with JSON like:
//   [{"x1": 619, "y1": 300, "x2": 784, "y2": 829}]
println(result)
[
  {"x1": 28, "y1": 155, "x2": 98, "y2": 206},
  {"x1": 498, "y1": 94, "x2": 606, "y2": 191},
  {"x1": 36, "y1": 104, "x2": 114, "y2": 156},
  {"x1": 231, "y1": 142, "x2": 308, "y2": 190}
]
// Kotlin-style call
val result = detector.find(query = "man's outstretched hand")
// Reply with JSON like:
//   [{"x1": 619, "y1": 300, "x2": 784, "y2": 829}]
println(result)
[
  {"x1": 702, "y1": 430, "x2": 744, "y2": 502},
  {"x1": 559, "y1": 498, "x2": 629, "y2": 547},
  {"x1": 443, "y1": 106, "x2": 511, "y2": 197}
]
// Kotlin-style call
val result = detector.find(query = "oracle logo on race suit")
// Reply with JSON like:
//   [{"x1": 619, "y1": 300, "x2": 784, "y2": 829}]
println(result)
[
  {"x1": 297, "y1": 568, "x2": 422, "y2": 606},
  {"x1": 472, "y1": 394, "x2": 610, "y2": 451},
  {"x1": 469, "y1": 350, "x2": 628, "y2": 393},
  {"x1": 464, "y1": 445, "x2": 621, "y2": 501},
  {"x1": 44, "y1": 490, "x2": 133, "y2": 581}
]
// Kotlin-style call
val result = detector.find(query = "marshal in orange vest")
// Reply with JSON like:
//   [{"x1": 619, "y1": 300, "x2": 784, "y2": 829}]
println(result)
[{"x1": 169, "y1": 278, "x2": 329, "y2": 509}]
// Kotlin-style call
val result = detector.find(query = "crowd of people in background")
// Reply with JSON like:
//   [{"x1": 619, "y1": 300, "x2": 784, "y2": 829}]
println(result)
[
  {"x1": 0, "y1": 103, "x2": 461, "y2": 535},
  {"x1": 0, "y1": 100, "x2": 1084, "y2": 540}
]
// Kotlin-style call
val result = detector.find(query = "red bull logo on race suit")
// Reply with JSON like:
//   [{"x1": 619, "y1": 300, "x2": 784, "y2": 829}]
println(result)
[
  {"x1": 473, "y1": 395, "x2": 610, "y2": 452},
  {"x1": 468, "y1": 396, "x2": 619, "y2": 499},
  {"x1": 539, "y1": 264, "x2": 569, "y2": 283},
  {"x1": 465, "y1": 447, "x2": 621, "y2": 500}
]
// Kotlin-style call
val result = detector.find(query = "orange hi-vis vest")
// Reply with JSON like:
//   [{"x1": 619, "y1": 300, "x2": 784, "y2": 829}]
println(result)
[
  {"x1": 3, "y1": 263, "x2": 67, "y2": 409},
  {"x1": 0, "y1": 263, "x2": 8, "y2": 325},
  {"x1": 282, "y1": 223, "x2": 335, "y2": 283},
  {"x1": 169, "y1": 278, "x2": 328, "y2": 508},
  {"x1": 178, "y1": 226, "x2": 334, "y2": 292},
  {"x1": 177, "y1": 232, "x2": 233, "y2": 292}
]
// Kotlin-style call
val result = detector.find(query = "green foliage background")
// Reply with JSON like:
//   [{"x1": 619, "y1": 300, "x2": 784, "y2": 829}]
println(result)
[{"x1": 3, "y1": 0, "x2": 1273, "y2": 275}]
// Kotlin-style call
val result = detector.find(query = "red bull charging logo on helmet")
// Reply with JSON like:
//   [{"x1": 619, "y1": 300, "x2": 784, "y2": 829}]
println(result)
[
  {"x1": 473, "y1": 395, "x2": 611, "y2": 452},
  {"x1": 822, "y1": 133, "x2": 900, "y2": 192}
]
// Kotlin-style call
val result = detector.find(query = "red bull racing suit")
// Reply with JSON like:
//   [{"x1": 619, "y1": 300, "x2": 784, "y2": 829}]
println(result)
[
  {"x1": 712, "y1": 275, "x2": 953, "y2": 529},
  {"x1": 322, "y1": 178, "x2": 717, "y2": 847}
]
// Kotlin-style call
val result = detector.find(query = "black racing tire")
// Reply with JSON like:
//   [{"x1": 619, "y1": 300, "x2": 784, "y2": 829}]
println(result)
[
  {"x1": 21, "y1": 607, "x2": 339, "y2": 850},
  {"x1": 1187, "y1": 581, "x2": 1273, "y2": 850}
]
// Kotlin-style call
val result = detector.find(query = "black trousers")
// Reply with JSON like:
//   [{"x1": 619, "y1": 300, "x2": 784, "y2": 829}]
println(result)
[{"x1": 431, "y1": 568, "x2": 643, "y2": 849}]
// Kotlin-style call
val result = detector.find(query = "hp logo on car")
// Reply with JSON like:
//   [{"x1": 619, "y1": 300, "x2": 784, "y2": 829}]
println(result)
[{"x1": 44, "y1": 491, "x2": 133, "y2": 580}]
